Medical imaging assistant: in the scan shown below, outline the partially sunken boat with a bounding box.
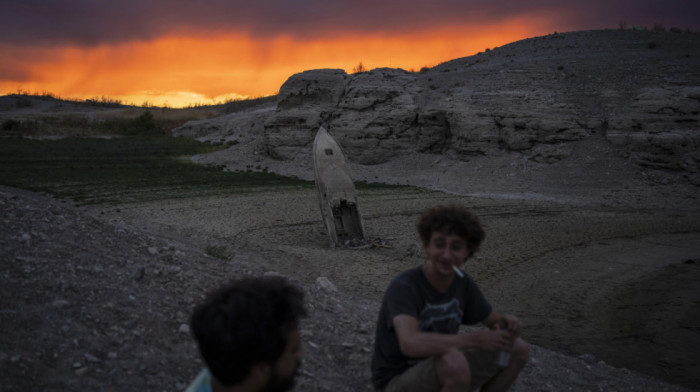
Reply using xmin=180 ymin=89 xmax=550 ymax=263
xmin=313 ymin=126 xmax=365 ymax=247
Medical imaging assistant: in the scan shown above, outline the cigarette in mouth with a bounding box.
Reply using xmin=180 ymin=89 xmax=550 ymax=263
xmin=452 ymin=265 xmax=464 ymax=277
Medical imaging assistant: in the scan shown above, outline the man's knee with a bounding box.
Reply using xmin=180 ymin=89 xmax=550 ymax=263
xmin=435 ymin=349 xmax=471 ymax=388
xmin=511 ymin=338 xmax=529 ymax=368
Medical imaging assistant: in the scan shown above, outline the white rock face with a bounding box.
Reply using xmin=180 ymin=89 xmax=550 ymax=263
xmin=174 ymin=29 xmax=700 ymax=186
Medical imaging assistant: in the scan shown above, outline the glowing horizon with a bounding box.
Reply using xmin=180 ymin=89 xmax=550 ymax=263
xmin=2 ymin=0 xmax=697 ymax=108
xmin=1 ymin=16 xmax=557 ymax=108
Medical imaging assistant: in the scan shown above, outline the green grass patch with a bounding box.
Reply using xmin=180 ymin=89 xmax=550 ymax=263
xmin=204 ymin=245 xmax=234 ymax=261
xmin=2 ymin=110 xmax=167 ymax=137
xmin=0 ymin=136 xmax=313 ymax=204
xmin=355 ymin=180 xmax=416 ymax=191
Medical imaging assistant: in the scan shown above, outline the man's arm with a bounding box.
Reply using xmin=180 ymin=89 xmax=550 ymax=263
xmin=393 ymin=314 xmax=511 ymax=358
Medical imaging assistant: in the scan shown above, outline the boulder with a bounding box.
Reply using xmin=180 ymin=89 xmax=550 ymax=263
xmin=276 ymin=69 xmax=347 ymax=110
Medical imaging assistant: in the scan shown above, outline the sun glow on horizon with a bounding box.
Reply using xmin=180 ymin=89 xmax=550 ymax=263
xmin=0 ymin=15 xmax=552 ymax=108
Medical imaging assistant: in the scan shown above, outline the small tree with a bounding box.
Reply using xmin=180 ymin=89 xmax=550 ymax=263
xmin=118 ymin=111 xmax=163 ymax=136
xmin=352 ymin=61 xmax=366 ymax=73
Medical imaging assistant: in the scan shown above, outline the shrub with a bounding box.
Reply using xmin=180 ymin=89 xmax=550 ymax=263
xmin=205 ymin=245 xmax=233 ymax=261
xmin=125 ymin=111 xmax=163 ymax=136
xmin=1 ymin=119 xmax=21 ymax=131
xmin=352 ymin=61 xmax=367 ymax=73
xmin=85 ymin=96 xmax=123 ymax=108
xmin=653 ymin=23 xmax=666 ymax=32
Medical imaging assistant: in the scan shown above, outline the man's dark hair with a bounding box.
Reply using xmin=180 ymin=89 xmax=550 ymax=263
xmin=416 ymin=205 xmax=485 ymax=254
xmin=190 ymin=276 xmax=306 ymax=386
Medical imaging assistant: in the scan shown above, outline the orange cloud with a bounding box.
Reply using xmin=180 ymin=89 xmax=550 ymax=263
xmin=0 ymin=15 xmax=551 ymax=107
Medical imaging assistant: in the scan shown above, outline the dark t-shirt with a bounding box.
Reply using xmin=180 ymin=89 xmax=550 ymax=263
xmin=371 ymin=266 xmax=492 ymax=390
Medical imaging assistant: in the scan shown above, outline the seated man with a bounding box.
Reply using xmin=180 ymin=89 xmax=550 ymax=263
xmin=372 ymin=205 xmax=529 ymax=392
xmin=187 ymin=276 xmax=307 ymax=392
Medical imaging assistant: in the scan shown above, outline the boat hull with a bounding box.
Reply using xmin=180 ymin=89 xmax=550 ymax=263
xmin=313 ymin=126 xmax=365 ymax=247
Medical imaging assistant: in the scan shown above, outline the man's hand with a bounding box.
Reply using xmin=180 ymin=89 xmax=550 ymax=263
xmin=394 ymin=315 xmax=505 ymax=357
xmin=474 ymin=328 xmax=516 ymax=352
xmin=482 ymin=311 xmax=522 ymax=340
xmin=500 ymin=314 xmax=522 ymax=337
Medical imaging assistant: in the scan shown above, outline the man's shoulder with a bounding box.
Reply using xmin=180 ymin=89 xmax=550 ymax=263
xmin=383 ymin=266 xmax=427 ymax=300
xmin=389 ymin=266 xmax=423 ymax=286
xmin=455 ymin=271 xmax=479 ymax=289
xmin=184 ymin=368 xmax=212 ymax=392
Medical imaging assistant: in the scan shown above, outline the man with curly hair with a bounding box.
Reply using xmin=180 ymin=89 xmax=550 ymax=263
xmin=372 ymin=205 xmax=529 ymax=392
xmin=187 ymin=276 xmax=307 ymax=392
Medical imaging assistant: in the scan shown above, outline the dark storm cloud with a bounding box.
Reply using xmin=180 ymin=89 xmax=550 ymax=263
xmin=0 ymin=0 xmax=698 ymax=47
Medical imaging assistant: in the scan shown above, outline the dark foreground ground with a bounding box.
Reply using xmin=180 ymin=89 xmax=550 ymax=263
xmin=1 ymin=185 xmax=698 ymax=391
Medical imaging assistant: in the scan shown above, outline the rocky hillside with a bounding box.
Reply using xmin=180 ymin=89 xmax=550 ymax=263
xmin=173 ymin=28 xmax=700 ymax=188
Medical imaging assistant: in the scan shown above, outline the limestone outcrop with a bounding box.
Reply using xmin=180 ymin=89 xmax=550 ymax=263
xmin=173 ymin=29 xmax=700 ymax=186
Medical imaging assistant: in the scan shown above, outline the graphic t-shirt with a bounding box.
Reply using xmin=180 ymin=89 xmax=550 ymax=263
xmin=371 ymin=266 xmax=492 ymax=389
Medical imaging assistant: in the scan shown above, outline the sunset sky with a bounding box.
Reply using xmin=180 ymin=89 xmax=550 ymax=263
xmin=1 ymin=0 xmax=698 ymax=107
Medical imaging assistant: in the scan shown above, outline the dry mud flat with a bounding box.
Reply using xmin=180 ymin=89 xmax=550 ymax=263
xmin=1 ymin=184 xmax=699 ymax=391
xmin=1 ymin=182 xmax=699 ymax=392
xmin=94 ymin=185 xmax=700 ymax=391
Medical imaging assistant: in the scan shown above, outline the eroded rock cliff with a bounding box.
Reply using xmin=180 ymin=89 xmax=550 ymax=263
xmin=173 ymin=29 xmax=700 ymax=186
